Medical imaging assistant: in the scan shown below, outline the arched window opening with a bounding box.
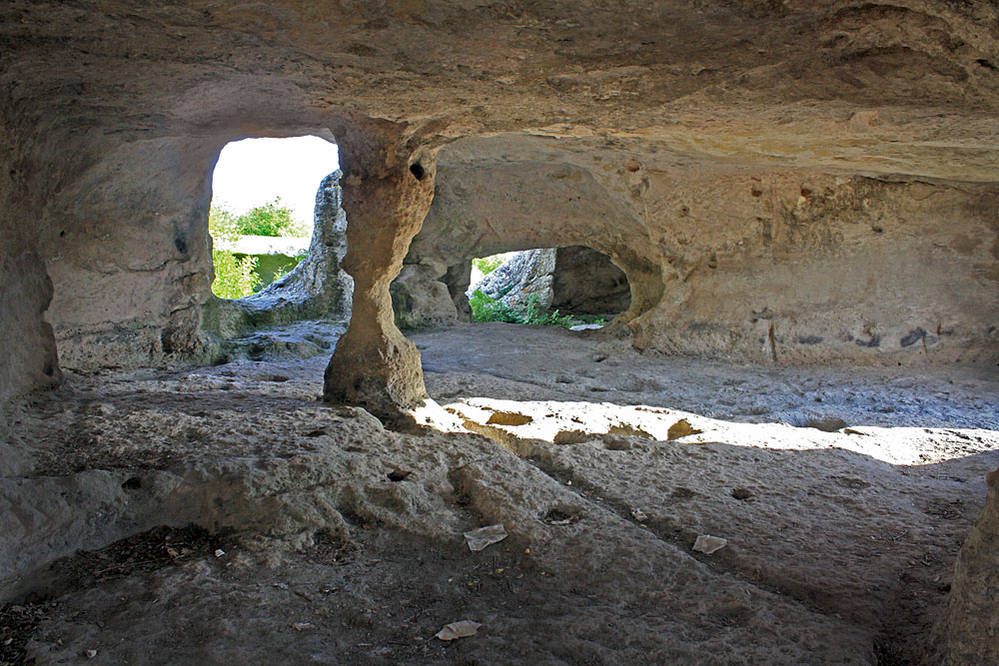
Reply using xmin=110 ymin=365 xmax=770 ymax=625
xmin=209 ymin=136 xmax=340 ymax=299
xmin=466 ymin=246 xmax=630 ymax=329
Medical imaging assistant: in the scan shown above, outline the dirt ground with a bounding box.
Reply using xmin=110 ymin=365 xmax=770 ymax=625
xmin=2 ymin=322 xmax=998 ymax=665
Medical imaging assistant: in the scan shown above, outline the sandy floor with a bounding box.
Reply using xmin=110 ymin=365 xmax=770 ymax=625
xmin=2 ymin=322 xmax=998 ymax=664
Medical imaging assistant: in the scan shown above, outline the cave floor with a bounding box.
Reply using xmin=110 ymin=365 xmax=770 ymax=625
xmin=3 ymin=322 xmax=998 ymax=664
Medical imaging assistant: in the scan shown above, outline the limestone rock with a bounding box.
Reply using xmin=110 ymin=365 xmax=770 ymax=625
xmin=323 ymin=137 xmax=435 ymax=427
xmin=937 ymin=467 xmax=999 ymax=664
xmin=435 ymin=620 xmax=481 ymax=641
xmin=474 ymin=248 xmax=556 ymax=311
xmin=693 ymin=535 xmax=728 ymax=555
xmin=0 ymin=0 xmax=997 ymax=402
xmin=390 ymin=263 xmax=457 ymax=331
xmin=551 ymin=246 xmax=631 ymax=316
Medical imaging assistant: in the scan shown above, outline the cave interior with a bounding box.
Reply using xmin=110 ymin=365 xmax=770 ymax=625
xmin=1 ymin=2 xmax=998 ymax=663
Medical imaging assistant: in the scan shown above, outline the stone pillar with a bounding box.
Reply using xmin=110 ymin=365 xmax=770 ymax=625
xmin=323 ymin=133 xmax=435 ymax=428
xmin=937 ymin=466 xmax=999 ymax=663
xmin=0 ymin=122 xmax=60 ymax=404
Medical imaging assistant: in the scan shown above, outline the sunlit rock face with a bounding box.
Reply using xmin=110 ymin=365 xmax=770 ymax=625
xmin=474 ymin=248 xmax=557 ymax=311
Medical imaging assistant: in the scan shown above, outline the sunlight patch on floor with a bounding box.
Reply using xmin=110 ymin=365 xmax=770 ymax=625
xmin=431 ymin=397 xmax=999 ymax=466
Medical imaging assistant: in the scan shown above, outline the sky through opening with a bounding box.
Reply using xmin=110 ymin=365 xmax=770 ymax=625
xmin=211 ymin=136 xmax=340 ymax=234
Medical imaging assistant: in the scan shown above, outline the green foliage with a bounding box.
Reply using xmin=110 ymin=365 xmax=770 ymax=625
xmin=236 ymin=198 xmax=305 ymax=237
xmin=211 ymin=250 xmax=260 ymax=299
xmin=472 ymin=254 xmax=505 ymax=275
xmin=208 ymin=200 xmax=307 ymax=299
xmin=519 ymin=294 xmax=577 ymax=328
xmin=271 ymin=254 xmax=307 ymax=282
xmin=209 ymin=198 xmax=305 ymax=238
xmin=468 ymin=290 xmax=590 ymax=329
xmin=468 ymin=290 xmax=521 ymax=323
xmin=208 ymin=206 xmax=241 ymax=243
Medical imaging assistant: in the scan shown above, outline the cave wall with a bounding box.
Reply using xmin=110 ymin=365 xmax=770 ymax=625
xmin=0 ymin=111 xmax=60 ymax=404
xmin=552 ymin=246 xmax=631 ymax=317
xmin=630 ymin=168 xmax=999 ymax=364
xmin=937 ymin=466 xmax=999 ymax=663
xmin=403 ymin=136 xmax=999 ymax=365
xmin=0 ymin=2 xmax=996 ymax=659
xmin=39 ymin=135 xmax=217 ymax=370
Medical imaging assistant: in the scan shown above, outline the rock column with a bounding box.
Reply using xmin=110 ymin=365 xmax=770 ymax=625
xmin=937 ymin=466 xmax=999 ymax=663
xmin=323 ymin=133 xmax=435 ymax=428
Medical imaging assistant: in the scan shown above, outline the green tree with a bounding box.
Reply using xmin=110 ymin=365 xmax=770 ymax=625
xmin=473 ymin=254 xmax=505 ymax=275
xmin=233 ymin=198 xmax=305 ymax=237
xmin=210 ymin=199 xmax=305 ymax=238
xmin=208 ymin=199 xmax=306 ymax=298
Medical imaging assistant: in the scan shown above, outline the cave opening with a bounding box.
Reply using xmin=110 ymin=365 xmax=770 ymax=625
xmin=200 ymin=133 xmax=354 ymax=362
xmin=208 ymin=135 xmax=340 ymax=301
xmin=465 ymin=245 xmax=631 ymax=330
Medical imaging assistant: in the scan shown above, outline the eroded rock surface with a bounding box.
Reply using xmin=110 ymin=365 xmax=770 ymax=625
xmin=322 ymin=132 xmax=437 ymax=426
xmin=2 ymin=324 xmax=997 ymax=663
xmin=1 ymin=2 xmax=998 ymax=659
xmin=475 ymin=248 xmax=557 ymax=311
xmin=1 ymin=0 xmax=997 ymax=398
xmin=937 ymin=466 xmax=999 ymax=664
xmin=552 ymin=246 xmax=631 ymax=316
xmin=406 ymin=139 xmax=999 ymax=365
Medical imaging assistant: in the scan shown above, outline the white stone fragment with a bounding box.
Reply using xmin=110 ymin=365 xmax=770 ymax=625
xmin=692 ymin=535 xmax=728 ymax=554
xmin=463 ymin=524 xmax=508 ymax=552
xmin=435 ymin=620 xmax=481 ymax=641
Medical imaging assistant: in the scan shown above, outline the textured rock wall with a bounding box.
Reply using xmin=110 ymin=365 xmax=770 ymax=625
xmin=1 ymin=0 xmax=997 ymax=395
xmin=406 ymin=136 xmax=999 ymax=365
xmin=552 ymin=246 xmax=631 ymax=316
xmin=0 ymin=1 xmax=996 ymax=657
xmin=40 ymin=136 xmax=217 ymax=370
xmin=475 ymin=248 xmax=557 ymax=311
xmin=937 ymin=466 xmax=999 ymax=664
xmin=629 ymin=172 xmax=999 ymax=365
xmin=0 ymin=113 xmax=61 ymax=404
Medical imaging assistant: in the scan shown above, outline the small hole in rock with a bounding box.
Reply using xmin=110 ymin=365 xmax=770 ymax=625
xmin=263 ymin=374 xmax=290 ymax=382
xmin=409 ymin=162 xmax=426 ymax=180
xmin=544 ymin=507 xmax=582 ymax=525
xmin=122 ymin=477 xmax=142 ymax=490
xmin=387 ymin=469 xmax=412 ymax=482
